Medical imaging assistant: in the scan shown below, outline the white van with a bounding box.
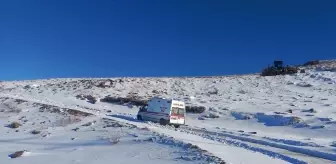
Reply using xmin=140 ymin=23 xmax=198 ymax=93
xmin=136 ymin=97 xmax=185 ymax=128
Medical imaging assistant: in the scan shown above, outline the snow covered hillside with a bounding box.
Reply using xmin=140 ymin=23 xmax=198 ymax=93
xmin=1 ymin=61 xmax=336 ymax=164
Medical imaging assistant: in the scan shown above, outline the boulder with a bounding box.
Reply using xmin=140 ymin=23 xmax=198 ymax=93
xmin=9 ymin=151 xmax=26 ymax=158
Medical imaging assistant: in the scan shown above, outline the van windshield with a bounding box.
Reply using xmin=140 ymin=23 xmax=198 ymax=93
xmin=139 ymin=105 xmax=147 ymax=112
xmin=172 ymin=107 xmax=185 ymax=115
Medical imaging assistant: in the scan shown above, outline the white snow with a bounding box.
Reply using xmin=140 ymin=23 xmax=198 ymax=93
xmin=0 ymin=100 xmax=222 ymax=164
xmin=1 ymin=62 xmax=336 ymax=164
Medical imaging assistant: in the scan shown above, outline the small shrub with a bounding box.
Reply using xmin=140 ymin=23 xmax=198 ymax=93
xmin=82 ymin=122 xmax=94 ymax=127
xmin=311 ymin=125 xmax=325 ymax=129
xmin=76 ymin=94 xmax=86 ymax=100
xmin=86 ymin=95 xmax=97 ymax=104
xmin=52 ymin=116 xmax=81 ymax=127
xmin=9 ymin=150 xmax=27 ymax=158
xmin=100 ymin=96 xmax=147 ymax=107
xmin=8 ymin=122 xmax=22 ymax=129
xmin=10 ymin=108 xmax=22 ymax=113
xmin=331 ymin=141 xmax=336 ymax=147
xmin=96 ymin=80 xmax=114 ymax=88
xmin=3 ymin=102 xmax=22 ymax=113
xmin=139 ymin=127 xmax=150 ymax=131
xmin=143 ymin=137 xmax=154 ymax=142
xmin=296 ymin=82 xmax=313 ymax=87
xmin=107 ymin=129 xmax=123 ymax=145
xmin=185 ymin=106 xmax=206 ymax=113
xmin=287 ymin=81 xmax=294 ymax=85
xmin=198 ymin=116 xmax=205 ymax=120
xmin=31 ymin=130 xmax=41 ymax=135
xmin=152 ymin=90 xmax=160 ymax=94
xmin=14 ymin=99 xmax=27 ymax=104
xmin=209 ymin=107 xmax=218 ymax=112
xmin=186 ymin=143 xmax=199 ymax=149
xmin=302 ymin=108 xmax=317 ymax=113
xmin=303 ymin=60 xmax=319 ymax=66
xmin=105 ymin=122 xmax=123 ymax=128
xmin=208 ymin=87 xmax=218 ymax=95
xmin=76 ymin=95 xmax=97 ymax=104
xmin=221 ymin=107 xmax=230 ymax=111
xmin=203 ymin=113 xmax=220 ymax=118
xmin=237 ymin=89 xmax=248 ymax=94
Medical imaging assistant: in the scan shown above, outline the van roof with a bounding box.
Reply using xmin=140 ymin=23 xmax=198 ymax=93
xmin=150 ymin=97 xmax=183 ymax=102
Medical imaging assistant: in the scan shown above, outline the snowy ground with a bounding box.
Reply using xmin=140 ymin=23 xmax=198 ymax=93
xmin=0 ymin=98 xmax=224 ymax=164
xmin=1 ymin=61 xmax=336 ymax=164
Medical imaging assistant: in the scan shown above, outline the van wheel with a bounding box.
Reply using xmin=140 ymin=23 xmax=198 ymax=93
xmin=174 ymin=125 xmax=180 ymax=128
xmin=137 ymin=115 xmax=142 ymax=120
xmin=159 ymin=119 xmax=167 ymax=125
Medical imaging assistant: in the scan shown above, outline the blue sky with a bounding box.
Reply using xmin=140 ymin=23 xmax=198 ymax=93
xmin=0 ymin=0 xmax=335 ymax=80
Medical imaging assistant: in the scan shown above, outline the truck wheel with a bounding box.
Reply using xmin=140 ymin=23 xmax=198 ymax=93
xmin=159 ymin=118 xmax=167 ymax=125
xmin=174 ymin=125 xmax=180 ymax=128
xmin=137 ymin=115 xmax=142 ymax=120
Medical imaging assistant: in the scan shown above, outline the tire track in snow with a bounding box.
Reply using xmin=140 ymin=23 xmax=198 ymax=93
xmin=179 ymin=126 xmax=336 ymax=163
xmin=145 ymin=123 xmax=306 ymax=164
xmin=191 ymin=131 xmax=306 ymax=164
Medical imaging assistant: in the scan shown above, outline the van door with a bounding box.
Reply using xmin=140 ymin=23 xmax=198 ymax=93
xmin=138 ymin=105 xmax=151 ymax=121
xmin=170 ymin=107 xmax=185 ymax=124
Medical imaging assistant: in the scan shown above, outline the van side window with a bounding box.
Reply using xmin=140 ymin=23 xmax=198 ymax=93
xmin=139 ymin=105 xmax=147 ymax=112
xmin=172 ymin=107 xmax=184 ymax=115
xmin=178 ymin=108 xmax=185 ymax=115
xmin=172 ymin=107 xmax=178 ymax=114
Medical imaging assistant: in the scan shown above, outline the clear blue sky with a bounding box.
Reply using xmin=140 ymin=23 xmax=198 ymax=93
xmin=1 ymin=0 xmax=335 ymax=80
